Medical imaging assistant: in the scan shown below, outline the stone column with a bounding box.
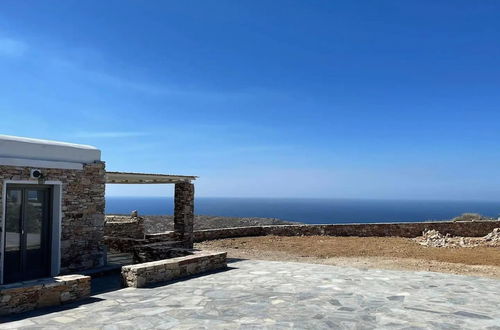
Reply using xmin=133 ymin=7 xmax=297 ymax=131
xmin=174 ymin=182 xmax=194 ymax=248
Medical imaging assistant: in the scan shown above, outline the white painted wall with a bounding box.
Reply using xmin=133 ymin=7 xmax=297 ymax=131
xmin=0 ymin=135 xmax=101 ymax=165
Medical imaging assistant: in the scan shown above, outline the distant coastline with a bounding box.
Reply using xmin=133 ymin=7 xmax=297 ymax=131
xmin=106 ymin=196 xmax=500 ymax=225
xmin=105 ymin=215 xmax=297 ymax=233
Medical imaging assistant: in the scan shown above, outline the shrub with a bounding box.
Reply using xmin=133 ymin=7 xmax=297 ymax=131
xmin=452 ymin=213 xmax=492 ymax=222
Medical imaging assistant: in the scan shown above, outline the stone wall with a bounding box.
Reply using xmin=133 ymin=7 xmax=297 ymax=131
xmin=104 ymin=215 xmax=145 ymax=239
xmin=121 ymin=251 xmax=227 ymax=288
xmin=104 ymin=232 xmax=187 ymax=263
xmin=193 ymin=221 xmax=500 ymax=242
xmin=103 ymin=182 xmax=195 ymax=256
xmin=0 ymin=274 xmax=91 ymax=315
xmin=174 ymin=182 xmax=194 ymax=248
xmin=132 ymin=242 xmax=191 ymax=263
xmin=0 ymin=162 xmax=106 ymax=275
xmin=104 ymin=236 xmax=148 ymax=253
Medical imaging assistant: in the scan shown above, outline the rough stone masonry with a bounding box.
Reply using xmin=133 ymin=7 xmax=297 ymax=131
xmin=0 ymin=274 xmax=90 ymax=316
xmin=174 ymin=182 xmax=195 ymax=248
xmin=0 ymin=162 xmax=106 ymax=274
xmin=103 ymin=182 xmax=195 ymax=255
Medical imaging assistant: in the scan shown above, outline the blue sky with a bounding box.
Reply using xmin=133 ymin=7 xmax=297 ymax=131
xmin=1 ymin=1 xmax=499 ymax=200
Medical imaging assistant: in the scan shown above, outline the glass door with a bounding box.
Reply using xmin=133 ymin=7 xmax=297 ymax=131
xmin=4 ymin=185 xmax=51 ymax=284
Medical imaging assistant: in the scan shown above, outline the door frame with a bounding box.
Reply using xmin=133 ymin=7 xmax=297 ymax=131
xmin=1 ymin=180 xmax=62 ymax=284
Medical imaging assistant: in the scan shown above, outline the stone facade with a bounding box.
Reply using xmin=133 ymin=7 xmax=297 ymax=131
xmin=0 ymin=162 xmax=106 ymax=275
xmin=193 ymin=220 xmax=500 ymax=242
xmin=0 ymin=274 xmax=90 ymax=315
xmin=104 ymin=215 xmax=145 ymax=239
xmin=121 ymin=251 xmax=227 ymax=288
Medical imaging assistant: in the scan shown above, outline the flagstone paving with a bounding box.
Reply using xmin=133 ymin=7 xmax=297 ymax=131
xmin=1 ymin=259 xmax=500 ymax=329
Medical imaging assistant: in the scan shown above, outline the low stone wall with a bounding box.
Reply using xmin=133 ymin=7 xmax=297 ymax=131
xmin=0 ymin=275 xmax=91 ymax=316
xmin=193 ymin=221 xmax=500 ymax=242
xmin=132 ymin=242 xmax=190 ymax=263
xmin=105 ymin=215 xmax=145 ymax=239
xmin=121 ymin=251 xmax=227 ymax=288
xmin=194 ymin=226 xmax=264 ymax=242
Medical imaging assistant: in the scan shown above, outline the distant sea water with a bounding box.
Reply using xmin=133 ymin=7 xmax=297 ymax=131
xmin=105 ymin=197 xmax=500 ymax=224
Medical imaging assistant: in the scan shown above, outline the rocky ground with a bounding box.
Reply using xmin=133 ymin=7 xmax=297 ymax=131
xmin=109 ymin=212 xmax=500 ymax=279
xmin=197 ymin=234 xmax=500 ymax=279
xmin=140 ymin=215 xmax=298 ymax=234
xmin=414 ymin=228 xmax=500 ymax=248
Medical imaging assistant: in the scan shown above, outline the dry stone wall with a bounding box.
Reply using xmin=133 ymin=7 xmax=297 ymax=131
xmin=121 ymin=251 xmax=227 ymax=288
xmin=0 ymin=274 xmax=90 ymax=315
xmin=103 ymin=181 xmax=195 ymax=255
xmin=193 ymin=221 xmax=500 ymax=242
xmin=104 ymin=236 xmax=148 ymax=253
xmin=0 ymin=162 xmax=106 ymax=274
xmin=104 ymin=215 xmax=145 ymax=239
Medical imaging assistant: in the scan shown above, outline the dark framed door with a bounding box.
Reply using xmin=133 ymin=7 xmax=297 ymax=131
xmin=4 ymin=185 xmax=52 ymax=284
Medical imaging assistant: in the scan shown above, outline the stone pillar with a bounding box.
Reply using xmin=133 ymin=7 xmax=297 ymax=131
xmin=174 ymin=182 xmax=194 ymax=248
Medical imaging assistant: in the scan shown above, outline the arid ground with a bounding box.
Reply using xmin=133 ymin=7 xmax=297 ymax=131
xmin=139 ymin=215 xmax=296 ymax=233
xmin=196 ymin=235 xmax=500 ymax=279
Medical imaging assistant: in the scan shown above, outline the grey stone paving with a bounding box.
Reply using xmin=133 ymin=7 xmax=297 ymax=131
xmin=1 ymin=259 xmax=500 ymax=329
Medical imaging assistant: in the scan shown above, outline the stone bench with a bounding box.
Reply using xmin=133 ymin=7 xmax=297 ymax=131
xmin=121 ymin=250 xmax=227 ymax=288
xmin=0 ymin=274 xmax=91 ymax=316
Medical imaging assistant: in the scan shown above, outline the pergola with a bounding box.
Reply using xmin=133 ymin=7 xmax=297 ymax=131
xmin=105 ymin=171 xmax=197 ymax=248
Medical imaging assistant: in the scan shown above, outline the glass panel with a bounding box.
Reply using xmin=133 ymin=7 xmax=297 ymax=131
xmin=5 ymin=190 xmax=22 ymax=251
xmin=25 ymin=190 xmax=44 ymax=250
xmin=27 ymin=190 xmax=38 ymax=201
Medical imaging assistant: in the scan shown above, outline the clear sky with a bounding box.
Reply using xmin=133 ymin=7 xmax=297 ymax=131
xmin=1 ymin=1 xmax=499 ymax=200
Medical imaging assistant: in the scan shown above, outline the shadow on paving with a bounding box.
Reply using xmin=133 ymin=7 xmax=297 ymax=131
xmin=91 ymin=272 xmax=123 ymax=295
xmin=0 ymin=297 xmax=104 ymax=324
xmin=227 ymin=257 xmax=248 ymax=264
xmin=0 ymin=260 xmax=242 ymax=324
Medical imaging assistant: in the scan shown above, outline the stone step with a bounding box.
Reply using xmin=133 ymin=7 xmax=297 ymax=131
xmin=143 ymin=241 xmax=185 ymax=248
xmin=107 ymin=252 xmax=134 ymax=266
xmin=132 ymin=242 xmax=191 ymax=263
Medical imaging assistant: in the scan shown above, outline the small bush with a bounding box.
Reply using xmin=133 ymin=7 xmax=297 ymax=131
xmin=452 ymin=213 xmax=493 ymax=222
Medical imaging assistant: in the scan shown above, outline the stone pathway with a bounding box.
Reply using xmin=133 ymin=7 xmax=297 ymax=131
xmin=1 ymin=259 xmax=500 ymax=329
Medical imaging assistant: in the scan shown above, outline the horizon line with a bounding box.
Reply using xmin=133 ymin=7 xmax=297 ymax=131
xmin=104 ymin=195 xmax=500 ymax=203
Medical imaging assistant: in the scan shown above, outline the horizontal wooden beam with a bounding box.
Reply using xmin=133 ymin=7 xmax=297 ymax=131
xmin=105 ymin=171 xmax=197 ymax=184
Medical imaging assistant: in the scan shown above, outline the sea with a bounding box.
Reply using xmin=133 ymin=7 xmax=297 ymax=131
xmin=105 ymin=197 xmax=500 ymax=225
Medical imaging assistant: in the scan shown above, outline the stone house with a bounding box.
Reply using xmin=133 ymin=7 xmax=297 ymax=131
xmin=0 ymin=135 xmax=195 ymax=286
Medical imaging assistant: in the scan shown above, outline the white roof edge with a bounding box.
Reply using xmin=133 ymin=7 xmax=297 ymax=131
xmin=0 ymin=135 xmax=101 ymax=164
xmin=0 ymin=157 xmax=84 ymax=170
xmin=0 ymin=135 xmax=99 ymax=150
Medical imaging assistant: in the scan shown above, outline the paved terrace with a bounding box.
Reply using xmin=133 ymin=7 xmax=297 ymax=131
xmin=1 ymin=260 xmax=500 ymax=329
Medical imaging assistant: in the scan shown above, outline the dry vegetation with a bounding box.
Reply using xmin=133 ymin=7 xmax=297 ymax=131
xmin=142 ymin=215 xmax=295 ymax=233
xmin=197 ymin=235 xmax=500 ymax=279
